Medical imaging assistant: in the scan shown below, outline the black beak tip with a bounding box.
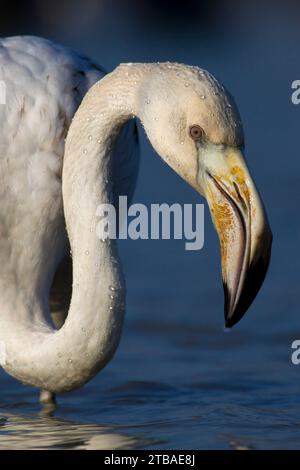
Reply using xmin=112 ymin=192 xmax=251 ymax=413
xmin=223 ymin=281 xmax=244 ymax=328
xmin=224 ymin=314 xmax=239 ymax=329
xmin=223 ymin=299 xmax=244 ymax=328
xmin=223 ymin=241 xmax=272 ymax=328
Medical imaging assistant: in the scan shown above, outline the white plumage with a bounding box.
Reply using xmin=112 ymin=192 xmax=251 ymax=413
xmin=0 ymin=36 xmax=138 ymax=236
xmin=0 ymin=36 xmax=139 ymax=403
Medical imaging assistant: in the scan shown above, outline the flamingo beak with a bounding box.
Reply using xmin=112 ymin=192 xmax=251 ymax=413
xmin=199 ymin=145 xmax=272 ymax=327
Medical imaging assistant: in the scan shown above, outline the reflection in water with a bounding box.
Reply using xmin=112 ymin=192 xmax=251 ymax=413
xmin=0 ymin=410 xmax=140 ymax=450
xmin=228 ymin=438 xmax=254 ymax=450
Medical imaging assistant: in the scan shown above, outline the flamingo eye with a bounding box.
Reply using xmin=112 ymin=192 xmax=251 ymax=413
xmin=189 ymin=125 xmax=204 ymax=142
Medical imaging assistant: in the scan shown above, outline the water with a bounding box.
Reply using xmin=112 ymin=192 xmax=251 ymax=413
xmin=0 ymin=2 xmax=300 ymax=449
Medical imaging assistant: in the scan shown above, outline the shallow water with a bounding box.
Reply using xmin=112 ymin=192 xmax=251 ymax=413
xmin=0 ymin=2 xmax=300 ymax=449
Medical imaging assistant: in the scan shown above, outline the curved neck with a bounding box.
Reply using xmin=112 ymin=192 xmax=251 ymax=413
xmin=0 ymin=65 xmax=146 ymax=392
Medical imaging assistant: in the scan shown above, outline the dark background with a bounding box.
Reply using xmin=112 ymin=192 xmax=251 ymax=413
xmin=0 ymin=0 xmax=299 ymax=450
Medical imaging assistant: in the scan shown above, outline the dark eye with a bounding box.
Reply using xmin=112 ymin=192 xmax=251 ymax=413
xmin=189 ymin=125 xmax=204 ymax=142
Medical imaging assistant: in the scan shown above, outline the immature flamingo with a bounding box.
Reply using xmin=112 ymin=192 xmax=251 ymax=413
xmin=0 ymin=36 xmax=272 ymax=404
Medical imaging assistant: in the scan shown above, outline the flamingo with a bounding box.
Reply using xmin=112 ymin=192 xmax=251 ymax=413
xmin=0 ymin=36 xmax=272 ymax=405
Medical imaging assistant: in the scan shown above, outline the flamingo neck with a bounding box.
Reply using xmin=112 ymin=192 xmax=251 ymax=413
xmin=0 ymin=65 xmax=144 ymax=391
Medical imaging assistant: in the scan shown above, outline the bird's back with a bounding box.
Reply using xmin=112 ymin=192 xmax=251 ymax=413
xmin=0 ymin=36 xmax=105 ymax=202
xmin=0 ymin=36 xmax=139 ymax=280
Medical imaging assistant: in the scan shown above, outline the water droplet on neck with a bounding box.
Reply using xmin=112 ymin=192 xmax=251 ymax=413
xmin=83 ymin=149 xmax=88 ymax=155
xmin=109 ymin=286 xmax=115 ymax=291
xmin=200 ymin=95 xmax=206 ymax=100
xmin=146 ymin=99 xmax=150 ymax=104
xmin=85 ymin=250 xmax=89 ymax=255
xmin=88 ymin=135 xmax=92 ymax=141
xmin=97 ymin=139 xmax=102 ymax=144
xmin=68 ymin=358 xmax=72 ymax=364
xmin=86 ymin=117 xmax=91 ymax=122
xmin=180 ymin=141 xmax=184 ymax=145
xmin=109 ymin=295 xmax=114 ymax=300
xmin=100 ymin=112 xmax=104 ymax=117
xmin=185 ymin=82 xmax=189 ymax=87
xmin=154 ymin=117 xmax=158 ymax=122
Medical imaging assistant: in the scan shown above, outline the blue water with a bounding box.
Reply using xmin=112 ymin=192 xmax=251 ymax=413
xmin=0 ymin=2 xmax=300 ymax=449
